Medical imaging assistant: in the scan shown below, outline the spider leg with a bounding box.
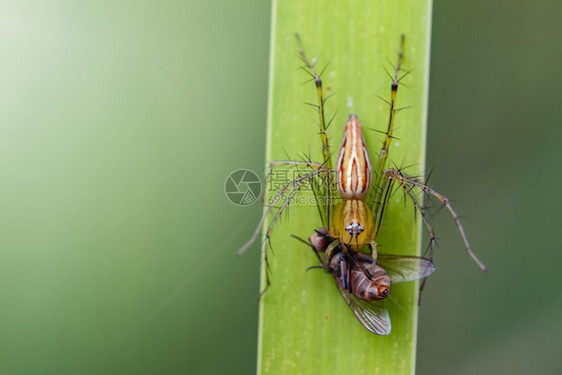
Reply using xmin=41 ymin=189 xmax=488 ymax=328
xmin=372 ymin=176 xmax=394 ymax=240
xmin=295 ymin=34 xmax=333 ymax=170
xmin=401 ymin=185 xmax=437 ymax=259
xmin=400 ymin=182 xmax=438 ymax=304
xmin=268 ymin=160 xmax=334 ymax=229
xmin=269 ymin=160 xmax=326 ymax=170
xmin=237 ymin=168 xmax=331 ymax=297
xmin=295 ymin=35 xmax=340 ymax=231
xmin=257 ymin=245 xmax=271 ymax=301
xmin=237 ymin=168 xmax=329 ymax=256
xmin=370 ymin=35 xmax=406 ymax=206
xmin=256 ymin=177 xmax=308 ymax=298
xmin=383 ymin=168 xmax=487 ymax=272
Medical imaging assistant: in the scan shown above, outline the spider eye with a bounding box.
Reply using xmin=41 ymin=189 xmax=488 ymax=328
xmin=345 ymin=222 xmax=364 ymax=237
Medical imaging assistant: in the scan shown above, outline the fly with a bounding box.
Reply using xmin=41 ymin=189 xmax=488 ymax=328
xmin=297 ymin=228 xmax=434 ymax=335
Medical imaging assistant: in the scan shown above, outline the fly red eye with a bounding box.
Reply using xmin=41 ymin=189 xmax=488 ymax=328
xmin=378 ymin=286 xmax=389 ymax=297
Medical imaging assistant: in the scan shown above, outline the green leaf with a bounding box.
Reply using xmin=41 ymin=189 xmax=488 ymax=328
xmin=258 ymin=1 xmax=432 ymax=374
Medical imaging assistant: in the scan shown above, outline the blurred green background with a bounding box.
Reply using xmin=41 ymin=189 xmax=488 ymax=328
xmin=1 ymin=1 xmax=560 ymax=374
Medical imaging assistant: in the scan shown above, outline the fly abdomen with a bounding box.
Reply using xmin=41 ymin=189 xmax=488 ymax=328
xmin=351 ymin=263 xmax=391 ymax=301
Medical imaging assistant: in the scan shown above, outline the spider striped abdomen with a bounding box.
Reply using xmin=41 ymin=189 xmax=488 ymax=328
xmin=336 ymin=114 xmax=372 ymax=199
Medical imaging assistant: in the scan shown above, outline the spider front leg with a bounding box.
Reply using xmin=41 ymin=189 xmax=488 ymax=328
xmin=369 ymin=34 xmax=406 ymax=205
xmin=295 ymin=33 xmax=333 ymax=170
xmin=383 ymin=168 xmax=487 ymax=272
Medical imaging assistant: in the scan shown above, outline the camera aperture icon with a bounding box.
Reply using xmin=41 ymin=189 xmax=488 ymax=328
xmin=225 ymin=169 xmax=261 ymax=206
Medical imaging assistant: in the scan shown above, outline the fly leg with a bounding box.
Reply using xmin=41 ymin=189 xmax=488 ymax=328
xmin=355 ymin=252 xmax=374 ymax=264
xmin=344 ymin=250 xmax=373 ymax=281
xmin=339 ymin=254 xmax=350 ymax=292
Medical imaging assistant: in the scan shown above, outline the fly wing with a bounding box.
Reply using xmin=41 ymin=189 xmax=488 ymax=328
xmin=377 ymin=255 xmax=435 ymax=284
xmin=333 ymin=271 xmax=391 ymax=335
